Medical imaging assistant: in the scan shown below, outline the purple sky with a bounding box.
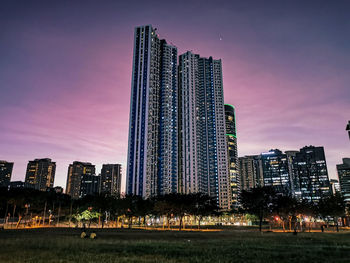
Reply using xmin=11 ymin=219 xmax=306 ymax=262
xmin=1 ymin=0 xmax=349 ymax=191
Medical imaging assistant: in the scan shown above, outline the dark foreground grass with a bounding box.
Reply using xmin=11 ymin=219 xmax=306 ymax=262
xmin=0 ymin=228 xmax=349 ymax=263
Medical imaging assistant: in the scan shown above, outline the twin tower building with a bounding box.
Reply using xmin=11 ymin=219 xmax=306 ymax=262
xmin=126 ymin=25 xmax=237 ymax=209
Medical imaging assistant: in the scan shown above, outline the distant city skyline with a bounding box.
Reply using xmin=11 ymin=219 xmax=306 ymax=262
xmin=1 ymin=0 xmax=350 ymax=190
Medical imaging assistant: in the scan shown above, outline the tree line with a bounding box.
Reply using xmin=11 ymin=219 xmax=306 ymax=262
xmin=0 ymin=186 xmax=348 ymax=231
xmin=240 ymin=186 xmax=349 ymax=231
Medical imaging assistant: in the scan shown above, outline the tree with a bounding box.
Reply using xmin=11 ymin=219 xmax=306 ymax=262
xmin=272 ymin=195 xmax=299 ymax=231
xmin=119 ymin=195 xmax=141 ymax=228
xmin=317 ymin=193 xmax=346 ymax=232
xmin=190 ymin=193 xmax=219 ymax=229
xmin=73 ymin=209 xmax=101 ymax=228
xmin=240 ymin=187 xmax=276 ymax=232
xmin=154 ymin=194 xmax=198 ymax=230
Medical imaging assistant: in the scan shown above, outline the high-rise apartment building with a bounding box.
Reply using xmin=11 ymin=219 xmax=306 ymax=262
xmin=66 ymin=161 xmax=95 ymax=199
xmin=178 ymin=51 xmax=199 ymax=194
xmin=127 ymin=25 xmax=230 ymax=209
xmin=127 ymin=25 xmax=178 ymax=198
xmin=25 ymin=158 xmax=56 ymax=191
xmin=158 ymin=40 xmax=178 ymax=195
xmin=198 ymin=57 xmax=230 ymax=209
xmin=337 ymin=158 xmax=350 ymax=204
xmin=224 ymin=104 xmax=239 ymax=207
xmin=239 ymin=155 xmax=262 ymax=191
xmin=178 ymin=52 xmax=230 ymax=209
xmin=100 ymin=164 xmax=122 ymax=196
xmin=0 ymin=160 xmax=13 ymax=187
xmin=292 ymin=146 xmax=331 ymax=201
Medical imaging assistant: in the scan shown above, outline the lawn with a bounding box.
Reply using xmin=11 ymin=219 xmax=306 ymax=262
xmin=0 ymin=228 xmax=349 ymax=263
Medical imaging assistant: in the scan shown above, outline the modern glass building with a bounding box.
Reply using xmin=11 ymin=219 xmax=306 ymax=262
xmin=260 ymin=149 xmax=291 ymax=194
xmin=337 ymin=158 xmax=350 ymax=204
xmin=101 ymin=164 xmax=122 ymax=196
xmin=240 ymin=146 xmax=332 ymax=202
xmin=224 ymin=104 xmax=239 ymax=208
xmin=292 ymin=146 xmax=331 ymax=201
xmin=0 ymin=160 xmax=13 ymax=187
xmin=25 ymin=158 xmax=56 ymax=191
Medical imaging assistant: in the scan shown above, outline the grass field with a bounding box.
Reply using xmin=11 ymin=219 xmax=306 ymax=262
xmin=0 ymin=228 xmax=349 ymax=263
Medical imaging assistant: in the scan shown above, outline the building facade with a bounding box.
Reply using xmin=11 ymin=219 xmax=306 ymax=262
xmin=127 ymin=25 xmax=230 ymax=209
xmin=0 ymin=160 xmax=13 ymax=187
xmin=178 ymin=52 xmax=231 ymax=209
xmin=100 ymin=164 xmax=122 ymax=196
xmin=158 ymin=40 xmax=178 ymax=195
xmin=239 ymin=155 xmax=262 ymax=191
xmin=178 ymin=51 xmax=199 ymax=194
xmin=329 ymin=179 xmax=341 ymax=195
xmin=260 ymin=149 xmax=291 ymax=195
xmin=66 ymin=161 xmax=95 ymax=199
xmin=239 ymin=146 xmax=332 ymax=202
xmin=127 ymin=25 xmax=179 ymax=198
xmin=80 ymin=174 xmax=100 ymax=198
xmin=25 ymin=158 xmax=56 ymax=191
xmin=197 ymin=57 xmax=230 ymax=209
xmin=224 ymin=104 xmax=239 ymax=207
xmin=292 ymin=146 xmax=331 ymax=201
xmin=337 ymin=158 xmax=350 ymax=204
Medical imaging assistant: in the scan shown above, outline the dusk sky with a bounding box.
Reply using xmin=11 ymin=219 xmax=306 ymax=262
xmin=1 ymin=0 xmax=349 ymax=191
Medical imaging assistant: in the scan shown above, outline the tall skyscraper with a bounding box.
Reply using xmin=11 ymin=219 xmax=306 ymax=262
xmin=127 ymin=25 xmax=230 ymax=209
xmin=158 ymin=40 xmax=178 ymax=195
xmin=0 ymin=160 xmax=13 ymax=187
xmin=25 ymin=158 xmax=56 ymax=191
xmin=198 ymin=56 xmax=230 ymax=209
xmin=127 ymin=25 xmax=178 ymax=198
xmin=224 ymin=104 xmax=239 ymax=207
xmin=346 ymin=121 xmax=350 ymax=140
xmin=100 ymin=164 xmax=122 ymax=196
xmin=239 ymin=155 xmax=262 ymax=191
xmin=178 ymin=51 xmax=199 ymax=195
xmin=292 ymin=146 xmax=331 ymax=201
xmin=260 ymin=149 xmax=291 ymax=195
xmin=66 ymin=161 xmax=95 ymax=199
xmin=179 ymin=52 xmax=230 ymax=209
xmin=337 ymin=158 xmax=350 ymax=204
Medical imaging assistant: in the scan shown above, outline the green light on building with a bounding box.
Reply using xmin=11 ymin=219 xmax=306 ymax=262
xmin=225 ymin=133 xmax=237 ymax=138
xmin=224 ymin=104 xmax=235 ymax=109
